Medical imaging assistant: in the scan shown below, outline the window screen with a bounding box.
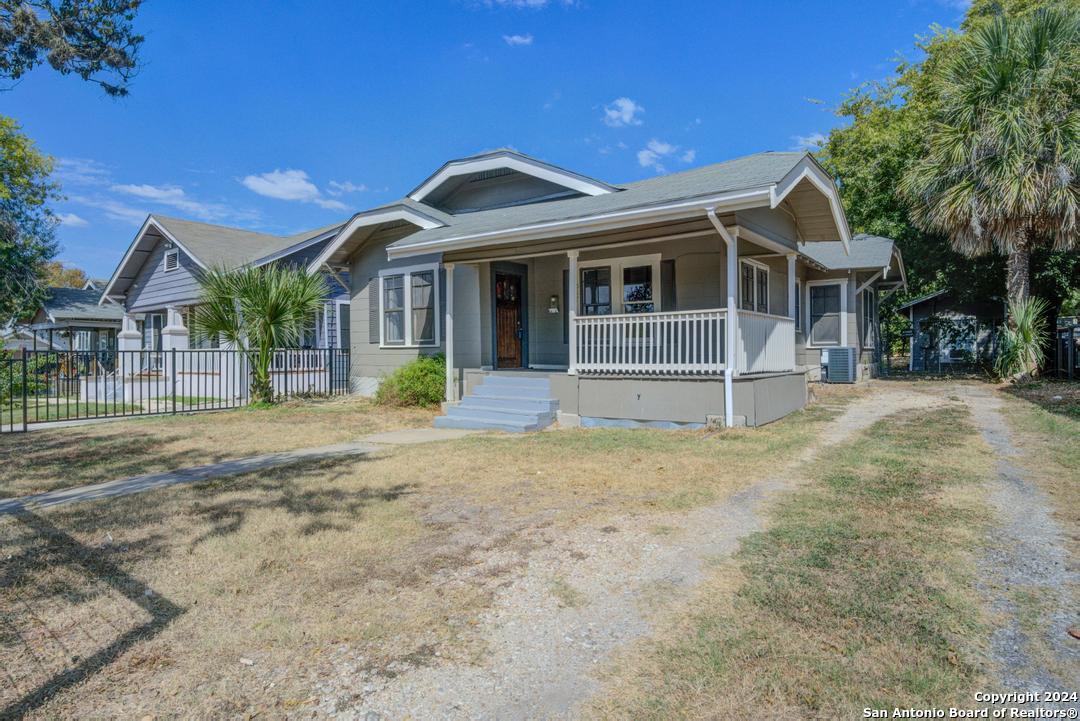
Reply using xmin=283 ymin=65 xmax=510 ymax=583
xmin=809 ymin=284 xmax=842 ymax=345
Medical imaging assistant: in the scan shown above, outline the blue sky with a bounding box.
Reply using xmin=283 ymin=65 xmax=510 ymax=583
xmin=7 ymin=0 xmax=969 ymax=278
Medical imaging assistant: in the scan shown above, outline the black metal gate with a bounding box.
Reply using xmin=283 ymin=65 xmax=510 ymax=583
xmin=1 ymin=348 xmax=350 ymax=433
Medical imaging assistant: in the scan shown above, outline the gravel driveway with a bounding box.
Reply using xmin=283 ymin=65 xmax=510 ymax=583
xmin=314 ymin=385 xmax=945 ymax=720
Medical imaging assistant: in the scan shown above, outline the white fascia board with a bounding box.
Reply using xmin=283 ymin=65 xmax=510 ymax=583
xmin=409 ymin=155 xmax=614 ymax=202
xmin=386 ymin=187 xmax=773 ymax=260
xmin=305 ymin=207 xmax=446 ymax=273
xmin=770 ymin=156 xmax=852 ymax=253
xmin=97 ymin=216 xmax=207 ymax=305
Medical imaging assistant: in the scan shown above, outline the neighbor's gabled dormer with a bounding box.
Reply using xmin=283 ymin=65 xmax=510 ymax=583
xmin=408 ymin=148 xmax=617 ymax=215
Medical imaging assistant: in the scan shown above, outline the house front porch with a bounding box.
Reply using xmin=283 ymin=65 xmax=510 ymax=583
xmin=439 ymin=214 xmax=812 ymax=428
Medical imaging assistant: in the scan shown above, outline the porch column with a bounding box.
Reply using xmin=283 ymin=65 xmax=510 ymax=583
xmin=161 ymin=306 xmax=189 ymax=352
xmin=567 ymin=250 xmax=579 ymax=375
xmin=706 ymin=209 xmax=737 ymax=428
xmin=118 ymin=312 xmax=141 ymax=352
xmin=445 ymin=262 xmax=455 ymax=402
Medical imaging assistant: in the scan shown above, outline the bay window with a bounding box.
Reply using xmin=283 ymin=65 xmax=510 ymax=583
xmin=379 ymin=264 xmax=440 ymax=347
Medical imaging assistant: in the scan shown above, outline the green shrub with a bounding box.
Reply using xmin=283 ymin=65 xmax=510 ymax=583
xmin=375 ymin=354 xmax=446 ymax=407
xmin=996 ymin=296 xmax=1049 ymax=381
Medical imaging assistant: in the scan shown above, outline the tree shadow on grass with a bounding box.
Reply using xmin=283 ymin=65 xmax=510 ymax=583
xmin=1001 ymin=380 xmax=1080 ymax=421
xmin=0 ymin=511 xmax=185 ymax=719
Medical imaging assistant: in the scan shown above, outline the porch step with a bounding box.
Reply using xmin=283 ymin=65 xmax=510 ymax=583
xmin=434 ymin=374 xmax=558 ymax=433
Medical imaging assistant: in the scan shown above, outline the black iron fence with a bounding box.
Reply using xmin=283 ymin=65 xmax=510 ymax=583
xmin=1055 ymin=323 xmax=1080 ymax=380
xmin=1 ymin=347 xmax=350 ymax=433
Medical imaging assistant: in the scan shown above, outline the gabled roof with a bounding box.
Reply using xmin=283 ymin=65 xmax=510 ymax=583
xmin=100 ymin=214 xmax=348 ymax=303
xmin=799 ymin=234 xmax=896 ymax=271
xmin=896 ymin=288 xmax=951 ymax=311
xmin=40 ymin=287 xmax=123 ymax=323
xmin=409 ymin=148 xmax=618 ymax=204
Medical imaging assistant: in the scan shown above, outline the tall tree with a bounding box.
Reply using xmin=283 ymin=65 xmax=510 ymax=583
xmin=0 ymin=0 xmax=143 ymax=96
xmin=900 ymin=8 xmax=1080 ymax=310
xmin=0 ymin=114 xmax=58 ymax=323
xmin=42 ymin=260 xmax=87 ymax=288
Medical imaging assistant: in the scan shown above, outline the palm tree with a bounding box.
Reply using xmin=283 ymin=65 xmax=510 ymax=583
xmin=900 ymin=8 xmax=1080 ymax=315
xmin=192 ymin=264 xmax=328 ymax=404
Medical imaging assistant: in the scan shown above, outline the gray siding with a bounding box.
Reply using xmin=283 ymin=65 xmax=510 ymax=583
xmin=125 ymin=239 xmax=203 ymax=312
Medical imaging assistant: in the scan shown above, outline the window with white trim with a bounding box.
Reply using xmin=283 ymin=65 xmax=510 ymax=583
xmin=163 ymin=248 xmax=179 ymax=272
xmin=379 ymin=264 xmax=440 ymax=347
xmin=739 ymin=259 xmax=769 ymax=314
xmin=860 ymin=288 xmax=876 ymax=350
xmin=579 ymin=254 xmax=661 ymax=314
xmin=807 ymin=281 xmax=845 ymax=347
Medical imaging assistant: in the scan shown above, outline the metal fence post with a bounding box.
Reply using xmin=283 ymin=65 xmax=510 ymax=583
xmin=171 ymin=348 xmax=177 ymax=414
xmin=21 ymin=354 xmax=28 ymax=432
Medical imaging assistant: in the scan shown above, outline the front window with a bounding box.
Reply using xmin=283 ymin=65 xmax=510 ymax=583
xmin=380 ymin=264 xmax=440 ymax=346
xmin=860 ymin=289 xmax=876 ymax=350
xmin=740 ymin=260 xmax=769 ymax=314
xmin=622 ymin=265 xmax=654 ymax=313
xmin=581 ymin=267 xmax=612 ymax=316
xmin=411 ymin=271 xmax=435 ymax=344
xmin=809 ymin=283 xmax=843 ymax=346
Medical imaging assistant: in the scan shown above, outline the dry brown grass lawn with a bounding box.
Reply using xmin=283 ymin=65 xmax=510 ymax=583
xmin=0 ymin=397 xmax=435 ymax=498
xmin=586 ymin=404 xmax=996 ymax=720
xmin=0 ymin=388 xmax=858 ymax=719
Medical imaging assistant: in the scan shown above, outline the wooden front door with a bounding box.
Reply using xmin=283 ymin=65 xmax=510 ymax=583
xmin=495 ymin=272 xmax=524 ymax=368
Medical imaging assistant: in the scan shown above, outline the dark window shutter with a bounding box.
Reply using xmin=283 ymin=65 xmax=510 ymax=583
xmin=562 ymin=269 xmax=569 ymax=344
xmin=368 ymin=277 xmax=380 ymax=344
xmin=661 ymin=259 xmax=676 ymax=311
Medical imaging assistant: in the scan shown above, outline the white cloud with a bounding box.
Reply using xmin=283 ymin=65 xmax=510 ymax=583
xmin=326 ymin=180 xmax=368 ymax=196
xmin=111 ymin=183 xmax=233 ymax=220
xmin=55 ymin=158 xmax=111 ymax=187
xmin=791 ymin=132 xmax=826 ymax=151
xmin=603 ymin=97 xmax=644 ymax=127
xmin=56 ymin=212 xmax=89 ymax=228
xmin=502 ymin=33 xmax=534 ymax=46
xmin=241 ymin=169 xmax=347 ymax=210
xmin=68 ymin=195 xmax=150 ymax=226
xmin=637 ymin=138 xmax=695 ymax=173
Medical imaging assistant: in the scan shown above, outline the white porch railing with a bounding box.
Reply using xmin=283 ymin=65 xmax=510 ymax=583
xmin=573 ymin=308 xmax=726 ymax=374
xmin=271 ymin=348 xmax=326 ymax=372
xmin=736 ymin=310 xmax=796 ymax=374
xmin=571 ymin=308 xmax=795 ymax=375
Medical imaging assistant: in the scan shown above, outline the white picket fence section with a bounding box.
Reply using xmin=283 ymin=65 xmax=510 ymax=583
xmin=735 ymin=310 xmax=796 ymax=374
xmin=572 ymin=308 xmax=795 ymax=375
xmin=573 ymin=308 xmax=726 ymax=374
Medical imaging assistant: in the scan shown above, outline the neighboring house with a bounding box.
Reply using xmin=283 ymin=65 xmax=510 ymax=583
xmin=898 ymin=289 xmax=1004 ymax=372
xmin=799 ymin=234 xmax=906 ymax=380
xmin=26 ymin=286 xmax=124 ymax=352
xmin=304 ymin=148 xmax=906 ymax=429
xmin=99 ymin=215 xmax=351 ymax=366
xmin=2 ymin=327 xmax=64 ymax=354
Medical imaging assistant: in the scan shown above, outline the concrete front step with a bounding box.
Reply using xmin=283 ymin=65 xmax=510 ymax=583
xmin=472 ymin=384 xmax=554 ymax=400
xmin=434 ymin=414 xmax=542 ymax=433
xmin=434 ymin=373 xmax=559 ymax=433
xmin=457 ymin=395 xmax=558 ymax=413
xmin=445 ymin=404 xmax=555 ymax=425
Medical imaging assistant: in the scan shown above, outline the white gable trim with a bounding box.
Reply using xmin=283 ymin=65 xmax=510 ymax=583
xmin=98 ymin=216 xmax=208 ymax=305
xmin=770 ymin=155 xmax=852 ymax=253
xmin=306 ymin=206 xmax=446 ymax=273
xmin=409 ymin=153 xmax=615 ymax=203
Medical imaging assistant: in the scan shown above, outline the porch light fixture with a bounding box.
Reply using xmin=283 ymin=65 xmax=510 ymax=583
xmin=548 ymin=294 xmax=560 ymax=314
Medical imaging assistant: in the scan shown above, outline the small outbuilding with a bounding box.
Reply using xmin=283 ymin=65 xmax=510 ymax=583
xmin=896 ymin=288 xmax=1004 ymax=372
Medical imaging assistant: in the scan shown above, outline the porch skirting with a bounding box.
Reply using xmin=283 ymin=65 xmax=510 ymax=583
xmin=463 ymin=368 xmax=808 ymax=428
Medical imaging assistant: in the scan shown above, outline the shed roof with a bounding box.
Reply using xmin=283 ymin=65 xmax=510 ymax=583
xmin=41 ymin=287 xmax=123 ymax=322
xmin=799 ymin=234 xmax=896 ymax=271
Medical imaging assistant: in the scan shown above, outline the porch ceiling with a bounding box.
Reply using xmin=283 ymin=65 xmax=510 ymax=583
xmin=441 ymin=213 xmax=733 ymax=263
xmin=780 ymin=177 xmax=844 ymax=241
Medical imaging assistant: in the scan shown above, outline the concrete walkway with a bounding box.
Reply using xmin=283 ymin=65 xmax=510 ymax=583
xmin=0 ymin=442 xmax=380 ymax=515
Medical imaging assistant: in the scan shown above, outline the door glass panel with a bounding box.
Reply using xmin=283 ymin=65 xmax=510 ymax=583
xmin=622 ymin=265 xmax=654 ymax=313
xmin=581 ymin=267 xmax=611 ymax=315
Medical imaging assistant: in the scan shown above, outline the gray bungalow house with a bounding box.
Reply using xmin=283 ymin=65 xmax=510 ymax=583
xmin=27 ymin=285 xmax=123 ymax=352
xmin=306 ymin=149 xmax=906 ymax=429
xmin=99 ymin=215 xmax=351 ymax=368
